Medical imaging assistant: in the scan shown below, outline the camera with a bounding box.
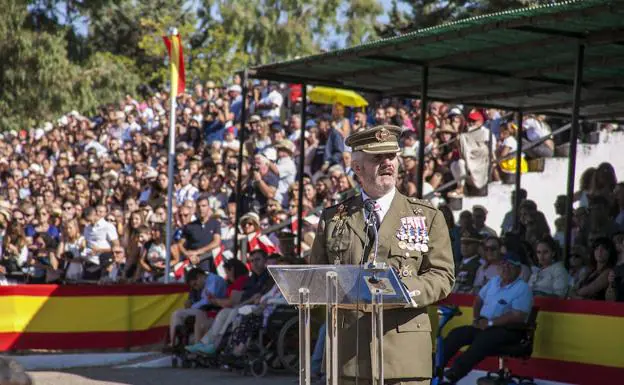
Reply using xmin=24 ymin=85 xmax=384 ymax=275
xmin=252 ymin=166 xmax=260 ymax=173
xmin=227 ymin=163 xmax=237 ymax=171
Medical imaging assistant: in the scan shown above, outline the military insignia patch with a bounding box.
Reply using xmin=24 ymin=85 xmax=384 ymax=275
xmin=375 ymin=128 xmax=390 ymax=142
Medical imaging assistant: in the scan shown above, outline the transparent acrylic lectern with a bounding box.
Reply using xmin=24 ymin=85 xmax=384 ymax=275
xmin=268 ymin=264 xmax=413 ymax=385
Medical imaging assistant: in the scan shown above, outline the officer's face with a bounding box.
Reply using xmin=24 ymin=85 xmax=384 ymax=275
xmin=354 ymin=152 xmax=399 ymax=198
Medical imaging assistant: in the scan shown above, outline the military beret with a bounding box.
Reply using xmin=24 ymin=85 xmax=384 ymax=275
xmin=345 ymin=125 xmax=402 ymax=154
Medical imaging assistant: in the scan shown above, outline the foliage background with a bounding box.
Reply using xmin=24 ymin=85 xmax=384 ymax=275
xmin=0 ymin=0 xmax=552 ymax=130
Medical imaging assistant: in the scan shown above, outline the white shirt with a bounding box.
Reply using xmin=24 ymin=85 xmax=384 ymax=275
xmin=259 ymin=90 xmax=283 ymax=121
xmin=83 ymin=218 xmax=119 ymax=264
xmin=361 ymin=187 xmax=396 ymax=225
xmin=176 ymin=183 xmax=199 ymax=205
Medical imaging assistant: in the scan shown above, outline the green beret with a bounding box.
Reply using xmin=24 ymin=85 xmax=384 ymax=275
xmin=345 ymin=125 xmax=402 ymax=154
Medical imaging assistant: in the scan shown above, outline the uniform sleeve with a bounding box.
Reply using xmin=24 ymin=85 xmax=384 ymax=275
xmin=309 ymin=211 xmax=329 ymax=265
xmin=404 ymin=208 xmax=455 ymax=307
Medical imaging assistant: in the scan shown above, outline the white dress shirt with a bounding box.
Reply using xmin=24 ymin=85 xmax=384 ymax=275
xmin=361 ymin=187 xmax=396 ymax=225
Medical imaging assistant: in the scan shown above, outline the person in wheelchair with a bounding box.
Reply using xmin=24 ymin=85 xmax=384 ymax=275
xmin=224 ymin=255 xmax=291 ymax=358
xmin=168 ymin=267 xmax=227 ymax=349
xmin=186 ymin=249 xmax=274 ymax=354
xmin=440 ymin=252 xmax=533 ymax=385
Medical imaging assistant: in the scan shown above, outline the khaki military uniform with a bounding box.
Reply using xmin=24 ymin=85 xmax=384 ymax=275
xmin=310 ymin=191 xmax=455 ymax=383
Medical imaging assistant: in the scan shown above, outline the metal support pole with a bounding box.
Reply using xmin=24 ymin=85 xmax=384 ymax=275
xmin=297 ymin=85 xmax=307 ymax=258
xmin=234 ymin=69 xmax=249 ymax=258
xmin=164 ymin=28 xmax=178 ymax=283
xmin=513 ymin=111 xmax=524 ymax=232
xmin=326 ymin=272 xmax=338 ymax=385
xmin=299 ymin=288 xmax=311 ymax=385
xmin=416 ymin=66 xmax=429 ymax=199
xmin=371 ymin=288 xmax=384 ymax=385
xmin=564 ymin=44 xmax=585 ymax=260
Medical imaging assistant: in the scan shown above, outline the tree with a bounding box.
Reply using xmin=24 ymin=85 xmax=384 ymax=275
xmin=0 ymin=0 xmax=140 ymax=131
xmin=381 ymin=0 xmax=556 ymax=37
xmin=338 ymin=0 xmax=384 ymax=46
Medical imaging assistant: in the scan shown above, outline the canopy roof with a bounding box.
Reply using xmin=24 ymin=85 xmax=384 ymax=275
xmin=249 ymin=0 xmax=624 ymax=120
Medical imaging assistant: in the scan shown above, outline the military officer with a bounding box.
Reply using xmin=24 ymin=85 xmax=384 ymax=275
xmin=310 ymin=125 xmax=455 ymax=385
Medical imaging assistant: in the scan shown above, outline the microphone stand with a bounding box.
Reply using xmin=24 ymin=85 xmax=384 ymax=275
xmin=364 ymin=205 xmax=385 ymax=385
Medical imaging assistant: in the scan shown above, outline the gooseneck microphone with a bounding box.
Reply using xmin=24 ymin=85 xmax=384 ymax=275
xmin=364 ymin=199 xmax=380 ymax=283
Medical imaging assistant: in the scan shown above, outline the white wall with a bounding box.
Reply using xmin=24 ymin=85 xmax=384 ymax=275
xmin=456 ymin=131 xmax=624 ymax=234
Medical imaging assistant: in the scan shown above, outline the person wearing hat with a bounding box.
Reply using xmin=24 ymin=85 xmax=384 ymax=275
xmin=227 ymin=84 xmax=243 ymax=121
xmin=269 ymin=140 xmax=297 ymax=204
xmin=448 ymin=109 xmax=496 ymax=198
xmin=441 ymin=252 xmax=533 ymax=385
xmin=310 ymin=125 xmax=455 ymax=384
xmin=452 ymin=229 xmax=484 ymax=294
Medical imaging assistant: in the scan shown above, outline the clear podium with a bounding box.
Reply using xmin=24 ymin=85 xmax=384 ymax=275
xmin=268 ymin=264 xmax=413 ymax=385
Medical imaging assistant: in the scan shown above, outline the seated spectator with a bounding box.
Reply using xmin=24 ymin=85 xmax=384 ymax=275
xmin=452 ymin=230 xmax=483 ymax=294
xmin=441 ymin=252 xmax=533 ymax=385
xmin=168 ymin=268 xmax=226 ymax=348
xmin=521 ymin=116 xmax=554 ymax=159
xmin=56 ymin=220 xmax=86 ymax=281
xmin=186 ymin=258 xmax=250 ymax=354
xmin=473 ymin=236 xmax=503 ymax=293
xmin=587 ymin=195 xmax=620 ymax=238
xmin=494 ymin=122 xmax=527 ymax=180
xmin=571 ymin=237 xmax=617 ymax=300
xmin=528 ymin=236 xmax=569 ymax=298
xmin=565 ymin=244 xmax=590 ymax=294
xmin=500 ymin=189 xmax=527 ymax=236
xmin=472 ymin=205 xmax=497 ymax=238
xmin=186 ymin=249 xmax=272 ymax=354
xmin=100 ymin=246 xmax=127 ymax=284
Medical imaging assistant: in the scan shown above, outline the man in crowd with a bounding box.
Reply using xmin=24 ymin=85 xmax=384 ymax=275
xmin=178 ymin=195 xmax=222 ymax=272
xmin=83 ymin=206 xmax=120 ymax=280
xmin=441 ymin=252 xmax=533 ymax=384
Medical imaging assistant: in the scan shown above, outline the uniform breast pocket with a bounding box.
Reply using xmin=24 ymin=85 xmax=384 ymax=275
xmin=328 ymin=232 xmax=351 ymax=262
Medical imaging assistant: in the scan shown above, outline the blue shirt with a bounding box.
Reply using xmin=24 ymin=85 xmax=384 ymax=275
xmin=478 ymin=275 xmax=532 ymax=321
xmin=192 ymin=272 xmax=227 ymax=309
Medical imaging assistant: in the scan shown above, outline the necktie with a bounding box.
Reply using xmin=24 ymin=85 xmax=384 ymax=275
xmin=363 ymin=199 xmax=381 ymax=260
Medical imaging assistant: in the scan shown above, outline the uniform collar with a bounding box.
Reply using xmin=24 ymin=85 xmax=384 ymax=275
xmin=361 ymin=187 xmax=396 ymax=222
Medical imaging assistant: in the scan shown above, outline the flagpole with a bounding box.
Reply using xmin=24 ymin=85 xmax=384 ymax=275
xmin=164 ymin=27 xmax=178 ymax=284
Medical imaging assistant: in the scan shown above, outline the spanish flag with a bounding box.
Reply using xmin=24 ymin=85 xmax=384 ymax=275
xmin=162 ymin=33 xmax=185 ymax=96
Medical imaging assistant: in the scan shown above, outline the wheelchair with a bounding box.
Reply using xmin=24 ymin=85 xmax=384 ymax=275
xmin=181 ymin=305 xmax=321 ymax=377
xmin=171 ymin=309 xmax=220 ymax=369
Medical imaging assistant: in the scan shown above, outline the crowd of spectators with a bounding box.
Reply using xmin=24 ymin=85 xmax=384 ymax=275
xmin=450 ymin=161 xmax=624 ymax=301
xmin=0 ymin=76 xmax=622 ymax=302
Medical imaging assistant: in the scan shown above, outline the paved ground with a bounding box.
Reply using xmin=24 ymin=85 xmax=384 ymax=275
xmin=30 ymin=367 xmax=298 ymax=385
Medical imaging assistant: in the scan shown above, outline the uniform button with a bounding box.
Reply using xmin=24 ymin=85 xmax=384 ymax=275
xmin=405 ymin=252 xmax=409 ymax=257
xmin=417 ymin=323 xmax=421 ymax=328
xmin=413 ymin=289 xmax=421 ymax=296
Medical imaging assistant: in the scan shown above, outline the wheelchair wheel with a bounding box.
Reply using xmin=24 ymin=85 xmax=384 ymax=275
xmin=277 ymin=316 xmax=321 ymax=374
xmin=171 ymin=356 xmax=179 ymax=368
xmin=250 ymin=358 xmax=268 ymax=378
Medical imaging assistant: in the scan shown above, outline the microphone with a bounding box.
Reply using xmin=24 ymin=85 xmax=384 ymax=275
xmin=364 ymin=199 xmax=380 ymax=283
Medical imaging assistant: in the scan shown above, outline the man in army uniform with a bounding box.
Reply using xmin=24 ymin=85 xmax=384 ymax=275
xmin=310 ymin=125 xmax=455 ymax=384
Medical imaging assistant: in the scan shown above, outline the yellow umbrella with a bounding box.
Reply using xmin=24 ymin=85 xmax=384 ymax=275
xmin=308 ymin=87 xmax=369 ymax=108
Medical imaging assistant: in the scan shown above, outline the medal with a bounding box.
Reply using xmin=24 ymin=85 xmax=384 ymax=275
xmin=421 ymin=244 xmax=429 ymax=253
xmin=406 ymin=243 xmax=416 ymax=251
xmin=398 ymin=241 xmax=407 ymax=250
xmin=414 ymin=243 xmax=422 ymax=252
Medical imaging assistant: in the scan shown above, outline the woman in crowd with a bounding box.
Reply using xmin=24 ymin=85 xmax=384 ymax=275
xmin=566 ymin=245 xmax=590 ymax=293
xmin=56 ymin=220 xmax=87 ymax=281
xmin=331 ymin=102 xmax=351 ymax=138
xmin=494 ymin=122 xmax=527 ymax=181
xmin=123 ymin=210 xmax=144 ymax=280
xmin=572 ymin=237 xmax=617 ymax=300
xmin=528 ymin=236 xmax=569 ymax=298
